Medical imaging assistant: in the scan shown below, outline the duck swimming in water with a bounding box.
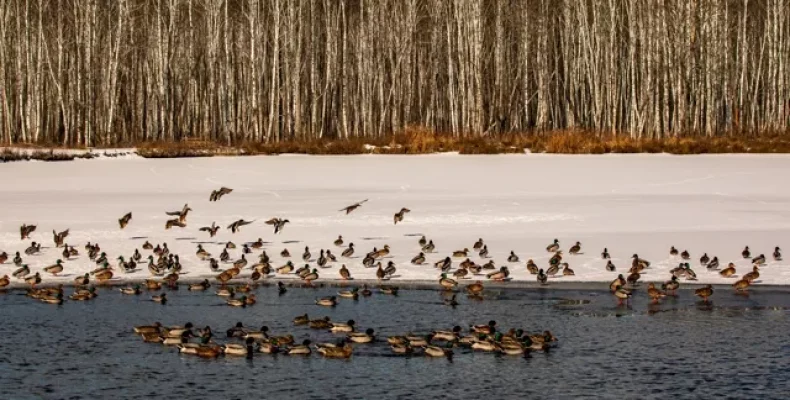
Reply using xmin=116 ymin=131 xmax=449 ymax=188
xmin=609 ymin=274 xmax=626 ymax=292
xmin=647 ymin=283 xmax=666 ymax=304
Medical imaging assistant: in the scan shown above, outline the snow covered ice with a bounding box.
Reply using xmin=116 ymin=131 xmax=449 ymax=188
xmin=1 ymin=153 xmax=788 ymax=286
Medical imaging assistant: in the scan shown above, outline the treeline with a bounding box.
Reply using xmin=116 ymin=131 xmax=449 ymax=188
xmin=0 ymin=0 xmax=788 ymax=147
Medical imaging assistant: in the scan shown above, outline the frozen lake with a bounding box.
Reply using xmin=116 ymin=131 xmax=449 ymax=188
xmin=0 ymin=154 xmax=788 ymax=286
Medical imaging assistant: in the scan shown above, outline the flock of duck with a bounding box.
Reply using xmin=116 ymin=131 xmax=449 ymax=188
xmin=131 ymin=319 xmax=558 ymax=359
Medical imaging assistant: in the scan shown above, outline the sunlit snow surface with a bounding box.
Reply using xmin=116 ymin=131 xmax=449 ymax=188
xmin=1 ymin=153 xmax=788 ymax=286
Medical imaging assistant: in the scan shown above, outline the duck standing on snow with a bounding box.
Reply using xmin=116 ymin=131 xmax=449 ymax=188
xmin=422 ymin=240 xmax=436 ymax=253
xmin=720 ymin=263 xmax=736 ymax=277
xmin=606 ymin=260 xmax=616 ymax=272
xmin=546 ymin=239 xmax=560 ymax=252
xmin=473 ymin=238 xmax=484 ymax=250
xmin=601 ymin=248 xmax=610 ymax=259
xmin=662 ymin=275 xmax=680 ymax=295
xmin=752 ymin=254 xmax=766 ymax=265
xmin=44 ymin=260 xmax=64 ymax=276
xmin=568 ymin=241 xmax=582 ymax=255
xmin=341 ymin=243 xmax=354 ymax=258
xmin=742 ymin=246 xmax=751 ymax=259
xmin=669 ymin=246 xmax=679 ymax=256
xmin=699 ymin=253 xmax=710 ymax=265
xmin=537 ymin=269 xmax=547 ymax=285
xmin=526 ymin=259 xmax=539 ymax=274
xmin=774 ymin=247 xmax=782 ymax=261
xmin=507 ymin=251 xmax=519 ymax=263
xmin=411 ymin=252 xmax=425 ymax=265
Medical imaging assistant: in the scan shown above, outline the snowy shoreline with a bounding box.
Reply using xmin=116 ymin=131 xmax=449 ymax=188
xmin=1 ymin=154 xmax=787 ymax=288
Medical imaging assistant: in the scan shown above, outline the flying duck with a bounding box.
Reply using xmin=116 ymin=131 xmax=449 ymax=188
xmin=227 ymin=219 xmax=254 ymax=234
xmin=52 ymin=229 xmax=69 ymax=247
xmin=339 ymin=199 xmax=368 ymax=214
xmin=165 ymin=204 xmax=192 ymax=223
xmin=393 ymin=208 xmax=411 ymax=224
xmin=119 ymin=212 xmax=132 ymax=229
xmin=20 ymin=224 xmax=37 ymax=240
xmin=165 ymin=218 xmax=186 ymax=229
xmin=199 ymin=222 xmax=219 ymax=237
xmin=209 ymin=187 xmax=233 ymax=202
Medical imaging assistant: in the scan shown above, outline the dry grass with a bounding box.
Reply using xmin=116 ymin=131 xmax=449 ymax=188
xmin=0 ymin=149 xmax=95 ymax=163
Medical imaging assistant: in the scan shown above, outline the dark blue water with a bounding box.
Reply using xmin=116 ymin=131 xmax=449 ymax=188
xmin=1 ymin=284 xmax=789 ymax=399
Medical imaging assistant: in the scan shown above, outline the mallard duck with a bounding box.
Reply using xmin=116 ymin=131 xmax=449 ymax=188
xmin=40 ymin=293 xmax=64 ymax=305
xmin=302 ymin=246 xmax=311 ymax=261
xmin=661 ymin=276 xmax=680 ymax=295
xmin=733 ymin=278 xmax=751 ymax=292
xmin=453 ymin=248 xmax=469 ymax=258
xmin=24 ymin=242 xmax=41 ymax=255
xmin=330 ymin=320 xmax=356 ymax=333
xmin=549 ymin=251 xmax=563 ymax=266
xmin=276 ymin=261 xmax=295 ymax=274
xmin=475 ymin=245 xmax=488 ymax=258
xmin=614 ymin=287 xmax=631 ymax=305
xmin=418 ymin=235 xmax=427 ymax=246
xmin=317 ymin=342 xmax=353 ymax=358
xmin=337 ymin=264 xmax=352 ymax=280
xmin=309 ymin=316 xmax=332 ymax=329
xmin=546 ymin=264 xmax=559 ymax=277
xmin=42 ymin=259 xmax=65 ymax=276
xmin=743 ymin=266 xmax=760 ymax=282
xmin=346 ymin=328 xmax=374 ymax=344
xmin=600 ymin=248 xmax=610 ymax=259
xmin=609 ymin=274 xmax=626 ymax=292
xmin=741 ymin=246 xmax=751 ymax=259
xmin=52 ymin=229 xmax=69 ymax=247
xmin=383 ymin=261 xmax=396 ymax=277
xmin=13 ymin=264 xmax=30 ymax=279
xmin=134 ymin=322 xmax=163 ymax=335
xmin=706 ymin=257 xmax=720 ymax=270
xmin=332 ymin=235 xmax=344 ymax=247
xmin=393 ymin=207 xmax=410 ymax=224
xmin=390 ymin=342 xmax=413 ymax=354
xmin=487 ymin=266 xmax=509 ymax=281
xmin=569 ymin=241 xmax=582 ymax=255
xmin=209 ymin=186 xmax=233 ymax=202
xmin=669 ymin=246 xmax=679 ymax=256
xmin=507 ymin=251 xmax=519 ymax=263
xmin=422 ymin=240 xmax=435 ymax=253
xmin=292 ymin=313 xmax=310 ymax=325
xmin=152 ymin=293 xmax=167 ymax=304
xmin=227 ymin=219 xmax=253 ymax=234
xmin=632 ymin=254 xmax=650 ymax=269
xmin=94 ymin=265 xmax=114 ymax=283
xmin=646 ymin=283 xmax=666 ymax=303
xmin=680 ymin=250 xmax=690 ymax=260
xmin=141 ymin=241 xmax=153 ymax=250
xmin=683 ymin=263 xmax=698 ymax=280
xmin=316 ymin=296 xmax=337 ymax=307
xmin=752 ymin=254 xmax=766 ymax=265
xmin=439 ymin=273 xmax=457 ymax=289
xmin=227 ymin=296 xmax=249 ymax=307
xmin=12 ymin=252 xmax=22 ymax=266
xmin=546 ymin=239 xmax=560 ymax=252
xmin=606 ymin=260 xmax=616 ymax=272
xmin=232 ymin=255 xmax=247 ymax=269
xmin=338 ymin=287 xmax=359 ymax=299
xmin=453 ymin=268 xmax=468 ymax=279
xmin=720 ymin=263 xmax=736 ymax=277
xmin=465 ymin=281 xmax=484 ymax=295
xmin=144 ymin=279 xmax=161 ymax=290
xmin=432 ymin=326 xmax=462 ymax=342
xmin=379 ymin=285 xmax=399 ymax=295
xmin=317 ymin=250 xmax=328 ymax=267
xmin=339 ymin=199 xmax=368 ymax=214
xmin=562 ymin=264 xmax=575 ymax=276
xmin=373 ymin=245 xmax=391 ymax=259
xmin=470 ymin=320 xmax=497 ymax=335
xmin=359 ymin=284 xmax=372 ymax=297
xmin=434 ymin=257 xmax=451 ymax=272
xmin=537 ymin=269 xmax=548 ymax=285
xmin=285 ymin=339 xmax=312 ymax=355
xmin=694 ymin=285 xmax=713 ymax=302
xmin=216 ymin=286 xmax=235 ymax=297
xmin=408 ymin=252 xmax=425 ymax=265
xmin=341 ymin=243 xmax=355 ymax=258
xmin=699 ymin=253 xmax=710 ymax=265
xmin=480 ymin=260 xmax=495 ymax=270
xmin=522 ymin=259 xmax=537 ymax=275
xmin=302 ymin=268 xmax=319 ymax=284
xmin=774 ymin=247 xmax=782 ymax=261
xmin=471 ymin=340 xmax=499 ymax=352
xmin=0 ymin=274 xmax=9 ymax=289
xmin=25 ymin=272 xmax=41 ymax=287
xmin=20 ymin=224 xmax=36 ymax=240
xmin=223 ymin=341 xmax=254 ymax=357
xmin=70 ymin=287 xmax=98 ymax=301
xmin=626 ymin=271 xmax=640 ymax=285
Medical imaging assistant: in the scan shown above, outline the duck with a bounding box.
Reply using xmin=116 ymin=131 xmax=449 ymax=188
xmin=473 ymin=238 xmax=485 ymax=250
xmin=382 ymin=261 xmax=397 ymax=277
xmin=626 ymin=271 xmax=640 ymax=285
xmin=632 ymin=254 xmax=650 ymax=269
xmin=526 ymin=259 xmax=539 ymax=274
xmin=142 ymin=241 xmax=153 ymax=250
xmin=699 ymin=253 xmax=710 ymax=265
xmin=537 ymin=269 xmax=548 ymax=285
xmin=134 ymin=322 xmax=163 ymax=335
xmin=549 ymin=251 xmax=563 ymax=267
xmin=309 ymin=316 xmax=332 ymax=329
xmin=434 ymin=257 xmax=451 ymax=272
xmin=24 ymin=242 xmax=41 ymax=255
xmin=393 ymin=207 xmax=411 ymax=224
xmin=680 ymin=250 xmax=690 ymax=260
xmin=507 ymin=251 xmax=519 ymax=263
xmin=226 ymin=296 xmax=249 ymax=307
xmin=742 ymin=246 xmax=751 ymax=259
xmin=40 ymin=293 xmax=64 ymax=305
xmin=487 ymin=266 xmax=509 ymax=281
xmin=20 ymin=224 xmax=36 ymax=240
xmin=379 ymin=285 xmax=399 ymax=295
xmin=417 ymin=235 xmax=427 ymax=246
xmin=227 ymin=219 xmax=253 ymax=234
xmin=609 ymin=274 xmax=626 ymax=292
xmin=302 ymin=246 xmax=311 ymax=261
xmin=317 ymin=250 xmax=328 ymax=267
xmin=316 ymin=342 xmax=353 ymax=358
xmin=52 ymin=229 xmax=69 ymax=248
xmin=73 ymin=273 xmax=89 ymax=286
xmin=774 ymin=247 xmax=782 ymax=261
xmin=316 ymin=296 xmax=337 ymax=307
xmin=152 ymin=293 xmax=167 ymax=304
xmin=694 ymin=285 xmax=713 ymax=302
xmin=243 ymin=326 xmax=270 ymax=340
xmin=144 ymin=279 xmax=161 ymax=290
xmin=372 ymin=245 xmax=391 ymax=259
xmin=546 ymin=239 xmax=560 ymax=252
xmin=422 ymin=240 xmax=435 ymax=253
xmin=276 ymin=261 xmax=295 ymax=274
xmin=743 ymin=266 xmax=760 ymax=283
xmin=375 ymin=264 xmax=386 ymax=280
xmin=25 ymin=272 xmax=41 ymax=287
xmin=339 ymin=199 xmax=368 ymax=214
xmin=546 ymin=263 xmax=559 ymax=277
xmin=13 ymin=252 xmax=23 ymax=266
xmin=661 ymin=275 xmax=680 ymax=295
xmin=249 ymin=238 xmax=265 ymax=250
xmin=330 ymin=320 xmax=356 ymax=333
xmin=360 ymin=284 xmax=372 ymax=296
xmin=453 ymin=267 xmax=468 ymax=279
xmin=733 ymin=278 xmax=751 ymax=292
xmin=70 ymin=287 xmax=98 ymax=301
xmin=439 ymin=273 xmax=457 ymax=289
xmin=411 ymin=252 xmax=426 ymax=265
xmin=0 ymin=274 xmax=9 ymax=289
xmin=196 ymin=245 xmax=211 ymax=261
xmin=44 ymin=259 xmax=65 ymax=276
xmin=465 ymin=281 xmax=484 ymax=295
xmin=302 ymin=268 xmax=319 ymax=284
xmin=293 ymin=314 xmax=310 ymax=325
xmin=453 ymin=248 xmax=469 ymax=258
xmin=348 ymin=328 xmax=375 ymax=344
xmin=277 ymin=281 xmax=287 ymax=295
xmin=562 ymin=264 xmax=575 ymax=276
xmin=601 ymin=248 xmax=610 ymax=259
xmin=471 ymin=320 xmax=497 ymax=335
xmin=482 ymin=260 xmax=496 ymax=270
xmin=669 ymin=246 xmax=679 ymax=256
xmin=334 ymin=235 xmax=344 ymax=247
xmin=647 ymin=283 xmax=666 ymax=303
xmin=341 ymin=243 xmax=355 ymax=258
xmin=339 ymin=264 xmax=352 ymax=280
xmin=13 ymin=264 xmax=30 ymax=279
xmin=286 ymin=339 xmax=313 ymax=355
xmin=706 ymin=257 xmax=720 ymax=270
xmin=338 ymin=288 xmax=359 ymax=299
xmin=233 ymin=255 xmax=248 ymax=269
xmin=606 ymin=260 xmax=616 ymax=272
xmin=614 ymin=287 xmax=631 ymax=305
xmin=120 ymin=285 xmax=142 ymax=295
xmin=189 ymin=279 xmax=211 ymax=291
xmin=752 ymin=254 xmax=766 ymax=265
xmin=684 ymin=263 xmax=698 ymax=280
xmin=444 ymin=294 xmax=459 ymax=307
xmin=720 ymin=263 xmax=736 ymax=277
xmin=569 ymin=241 xmax=582 ymax=255
xmin=280 ymin=248 xmax=291 ymax=258
xmin=478 ymin=245 xmax=489 ymax=258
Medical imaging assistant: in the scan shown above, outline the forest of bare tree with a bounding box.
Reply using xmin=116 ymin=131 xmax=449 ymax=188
xmin=0 ymin=0 xmax=788 ymax=147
